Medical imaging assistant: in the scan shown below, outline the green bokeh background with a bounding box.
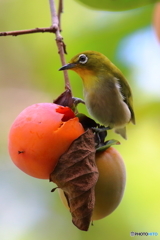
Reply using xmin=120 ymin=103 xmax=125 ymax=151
xmin=0 ymin=1 xmax=160 ymax=240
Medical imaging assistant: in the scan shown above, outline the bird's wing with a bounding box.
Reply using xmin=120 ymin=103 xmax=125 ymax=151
xmin=118 ymin=77 xmax=136 ymax=125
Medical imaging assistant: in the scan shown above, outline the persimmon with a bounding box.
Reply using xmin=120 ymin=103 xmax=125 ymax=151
xmin=58 ymin=147 xmax=126 ymax=221
xmin=8 ymin=103 xmax=84 ymax=179
xmin=92 ymin=147 xmax=126 ymax=220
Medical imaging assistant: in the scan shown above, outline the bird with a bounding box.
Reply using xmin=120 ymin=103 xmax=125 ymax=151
xmin=59 ymin=51 xmax=135 ymax=139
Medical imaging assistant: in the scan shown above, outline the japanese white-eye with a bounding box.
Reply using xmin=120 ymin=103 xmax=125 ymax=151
xmin=59 ymin=51 xmax=135 ymax=139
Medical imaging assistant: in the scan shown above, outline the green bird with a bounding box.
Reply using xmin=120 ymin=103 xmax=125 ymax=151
xmin=59 ymin=51 xmax=136 ymax=139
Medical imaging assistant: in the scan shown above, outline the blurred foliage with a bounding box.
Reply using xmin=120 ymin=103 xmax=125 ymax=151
xmin=0 ymin=0 xmax=160 ymax=240
xmin=153 ymin=2 xmax=160 ymax=41
xmin=75 ymin=0 xmax=158 ymax=11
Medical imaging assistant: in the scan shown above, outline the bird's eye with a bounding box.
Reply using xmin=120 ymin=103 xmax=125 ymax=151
xmin=78 ymin=54 xmax=88 ymax=64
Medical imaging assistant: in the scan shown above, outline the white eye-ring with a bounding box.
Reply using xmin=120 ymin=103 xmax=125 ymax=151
xmin=78 ymin=54 xmax=88 ymax=64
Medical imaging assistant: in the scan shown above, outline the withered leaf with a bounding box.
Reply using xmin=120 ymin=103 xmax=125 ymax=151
xmin=50 ymin=129 xmax=99 ymax=231
xmin=76 ymin=113 xmax=98 ymax=130
xmin=53 ymin=89 xmax=74 ymax=109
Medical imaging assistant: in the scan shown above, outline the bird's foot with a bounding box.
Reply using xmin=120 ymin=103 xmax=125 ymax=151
xmin=72 ymin=97 xmax=85 ymax=106
xmin=92 ymin=126 xmax=111 ymax=133
xmin=72 ymin=97 xmax=85 ymax=114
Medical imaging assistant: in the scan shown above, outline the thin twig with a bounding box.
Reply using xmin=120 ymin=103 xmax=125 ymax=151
xmin=58 ymin=0 xmax=63 ymax=31
xmin=49 ymin=0 xmax=71 ymax=92
xmin=0 ymin=27 xmax=57 ymax=36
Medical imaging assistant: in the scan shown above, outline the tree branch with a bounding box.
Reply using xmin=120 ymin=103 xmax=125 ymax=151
xmin=58 ymin=0 xmax=63 ymax=32
xmin=0 ymin=27 xmax=57 ymax=36
xmin=49 ymin=0 xmax=71 ymax=92
xmin=0 ymin=0 xmax=71 ymax=93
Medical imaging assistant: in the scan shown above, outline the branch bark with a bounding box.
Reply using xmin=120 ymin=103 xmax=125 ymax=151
xmin=49 ymin=0 xmax=71 ymax=92
xmin=0 ymin=27 xmax=57 ymax=36
xmin=58 ymin=0 xmax=63 ymax=31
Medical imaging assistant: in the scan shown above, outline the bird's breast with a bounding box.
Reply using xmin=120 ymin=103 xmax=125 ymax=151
xmin=83 ymin=80 xmax=131 ymax=128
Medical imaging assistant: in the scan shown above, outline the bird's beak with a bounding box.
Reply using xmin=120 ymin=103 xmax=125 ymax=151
xmin=59 ymin=63 xmax=76 ymax=71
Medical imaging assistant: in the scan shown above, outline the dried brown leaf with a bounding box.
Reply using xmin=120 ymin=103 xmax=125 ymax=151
xmin=50 ymin=129 xmax=98 ymax=231
xmin=53 ymin=89 xmax=74 ymax=108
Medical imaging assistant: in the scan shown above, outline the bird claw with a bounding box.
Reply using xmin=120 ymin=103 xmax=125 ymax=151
xmin=72 ymin=97 xmax=85 ymax=106
xmin=71 ymin=97 xmax=85 ymax=114
xmin=91 ymin=126 xmax=111 ymax=133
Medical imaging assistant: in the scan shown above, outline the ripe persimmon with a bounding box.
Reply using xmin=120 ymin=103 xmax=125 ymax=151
xmin=8 ymin=103 xmax=84 ymax=179
xmin=92 ymin=147 xmax=126 ymax=220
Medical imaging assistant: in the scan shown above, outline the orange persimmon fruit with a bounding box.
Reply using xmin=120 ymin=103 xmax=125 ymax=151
xmin=8 ymin=103 xmax=84 ymax=179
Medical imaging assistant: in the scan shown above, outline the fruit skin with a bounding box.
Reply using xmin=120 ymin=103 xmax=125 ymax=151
xmin=58 ymin=147 xmax=126 ymax=220
xmin=92 ymin=147 xmax=126 ymax=220
xmin=8 ymin=103 xmax=84 ymax=179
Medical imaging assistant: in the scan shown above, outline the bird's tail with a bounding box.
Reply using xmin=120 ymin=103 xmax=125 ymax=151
xmin=115 ymin=127 xmax=127 ymax=140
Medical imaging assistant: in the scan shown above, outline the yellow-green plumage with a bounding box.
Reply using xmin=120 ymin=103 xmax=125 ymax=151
xmin=59 ymin=51 xmax=135 ymax=139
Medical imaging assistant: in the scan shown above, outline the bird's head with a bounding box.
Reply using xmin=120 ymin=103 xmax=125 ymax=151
xmin=59 ymin=51 xmax=112 ymax=78
xmin=59 ymin=51 xmax=117 ymax=90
